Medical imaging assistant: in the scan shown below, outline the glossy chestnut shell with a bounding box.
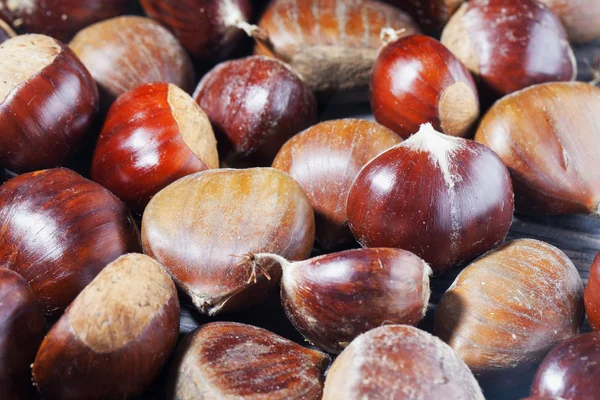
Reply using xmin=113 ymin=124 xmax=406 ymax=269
xmin=384 ymin=0 xmax=464 ymax=33
xmin=585 ymin=252 xmax=600 ymax=331
xmin=538 ymin=0 xmax=600 ymax=44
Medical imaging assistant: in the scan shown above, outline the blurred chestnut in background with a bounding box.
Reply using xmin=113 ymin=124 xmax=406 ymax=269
xmin=255 ymin=0 xmax=420 ymax=104
xmin=0 ymin=268 xmax=45 ymax=400
xmin=538 ymin=0 xmax=600 ymax=44
xmin=585 ymin=252 xmax=600 ymax=331
xmin=92 ymin=83 xmax=218 ymax=214
xmin=384 ymin=0 xmax=464 ymax=33
xmin=33 ymin=254 xmax=179 ymax=400
xmin=168 ymin=322 xmax=329 ymax=399
xmin=0 ymin=168 xmax=141 ymax=316
xmin=0 ymin=34 xmax=99 ymax=173
xmin=141 ymin=0 xmax=252 ymax=61
xmin=475 ymin=82 xmax=600 ymax=216
xmin=70 ymin=16 xmax=195 ymax=106
xmin=0 ymin=18 xmax=15 ymax=43
xmin=142 ymin=168 xmax=315 ymax=315
xmin=272 ymin=119 xmax=400 ymax=250
xmin=194 ymin=56 xmax=316 ymax=166
xmin=323 ymin=325 xmax=484 ymax=399
xmin=347 ymin=123 xmax=514 ymax=274
xmin=371 ymin=34 xmax=479 ymax=139
xmin=435 ymin=239 xmax=584 ymax=376
xmin=441 ymin=0 xmax=576 ymax=99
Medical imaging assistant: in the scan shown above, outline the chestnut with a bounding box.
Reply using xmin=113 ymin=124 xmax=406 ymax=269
xmin=272 ymin=119 xmax=401 ymax=250
xmin=70 ymin=16 xmax=195 ymax=106
xmin=538 ymin=0 xmax=600 ymax=44
xmin=435 ymin=239 xmax=584 ymax=376
xmin=585 ymin=252 xmax=600 ymax=331
xmin=194 ymin=56 xmax=317 ymax=166
xmin=347 ymin=123 xmax=514 ymax=274
xmin=441 ymin=0 xmax=576 ymax=98
xmin=0 ymin=34 xmax=99 ymax=173
xmin=384 ymin=0 xmax=465 ymax=33
xmin=323 ymin=325 xmax=484 ymax=399
xmin=0 ymin=168 xmax=141 ymax=316
xmin=475 ymin=82 xmax=600 ymax=216
xmin=371 ymin=34 xmax=479 ymax=139
xmin=33 ymin=253 xmax=179 ymax=400
xmin=168 ymin=322 xmax=329 ymax=399
xmin=92 ymin=82 xmax=218 ymax=214
xmin=141 ymin=168 xmax=315 ymax=315
xmin=0 ymin=268 xmax=46 ymax=400
xmin=0 ymin=18 xmax=15 ymax=43
xmin=254 ymin=0 xmax=420 ymax=104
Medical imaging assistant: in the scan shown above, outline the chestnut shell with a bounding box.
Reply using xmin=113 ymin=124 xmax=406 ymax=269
xmin=585 ymin=252 xmax=600 ymax=331
xmin=538 ymin=0 xmax=600 ymax=44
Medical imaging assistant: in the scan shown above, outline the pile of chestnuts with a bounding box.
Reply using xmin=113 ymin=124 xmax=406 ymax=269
xmin=0 ymin=0 xmax=599 ymax=399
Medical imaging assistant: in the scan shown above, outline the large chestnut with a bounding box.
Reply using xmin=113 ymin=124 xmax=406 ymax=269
xmin=92 ymin=82 xmax=218 ymax=214
xmin=33 ymin=253 xmax=179 ymax=400
xmin=0 ymin=168 xmax=141 ymax=316
xmin=475 ymin=82 xmax=600 ymax=216
xmin=168 ymin=322 xmax=329 ymax=399
xmin=538 ymin=0 xmax=600 ymax=44
xmin=0 ymin=34 xmax=99 ymax=173
xmin=323 ymin=325 xmax=484 ymax=399
xmin=0 ymin=18 xmax=15 ymax=43
xmin=435 ymin=239 xmax=584 ymax=376
xmin=347 ymin=123 xmax=514 ymax=274
xmin=0 ymin=268 xmax=46 ymax=400
xmin=272 ymin=119 xmax=401 ymax=250
xmin=384 ymin=0 xmax=465 ymax=33
xmin=585 ymin=252 xmax=600 ymax=331
xmin=194 ymin=55 xmax=317 ymax=166
xmin=141 ymin=168 xmax=315 ymax=315
xmin=255 ymin=0 xmax=420 ymax=104
xmin=441 ymin=0 xmax=576 ymax=98
xmin=371 ymin=34 xmax=479 ymax=139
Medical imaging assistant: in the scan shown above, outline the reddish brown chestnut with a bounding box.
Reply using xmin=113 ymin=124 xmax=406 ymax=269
xmin=92 ymin=82 xmax=218 ymax=214
xmin=0 ymin=18 xmax=15 ymax=43
xmin=347 ymin=123 xmax=514 ymax=274
xmin=255 ymin=0 xmax=420 ymax=103
xmin=168 ymin=322 xmax=329 ymax=399
xmin=538 ymin=0 xmax=600 ymax=44
xmin=272 ymin=119 xmax=401 ymax=250
xmin=384 ymin=0 xmax=465 ymax=33
xmin=371 ymin=34 xmax=479 ymax=139
xmin=194 ymin=56 xmax=317 ymax=166
xmin=475 ymin=82 xmax=600 ymax=216
xmin=33 ymin=253 xmax=179 ymax=400
xmin=435 ymin=239 xmax=584 ymax=376
xmin=0 ymin=34 xmax=99 ymax=173
xmin=0 ymin=168 xmax=141 ymax=316
xmin=323 ymin=325 xmax=484 ymax=399
xmin=441 ymin=0 xmax=576 ymax=98
xmin=585 ymin=252 xmax=600 ymax=331
xmin=141 ymin=168 xmax=315 ymax=315
xmin=0 ymin=268 xmax=45 ymax=400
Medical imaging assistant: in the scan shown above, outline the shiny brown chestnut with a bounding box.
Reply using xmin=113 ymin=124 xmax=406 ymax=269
xmin=194 ymin=56 xmax=317 ymax=166
xmin=33 ymin=254 xmax=179 ymax=400
xmin=384 ymin=0 xmax=465 ymax=33
xmin=141 ymin=168 xmax=315 ymax=315
xmin=0 ymin=168 xmax=141 ymax=316
xmin=0 ymin=34 xmax=99 ymax=173
xmin=0 ymin=18 xmax=15 ymax=43
xmin=0 ymin=268 xmax=46 ymax=400
xmin=538 ymin=0 xmax=600 ymax=44
xmin=70 ymin=16 xmax=195 ymax=106
xmin=475 ymin=82 xmax=600 ymax=216
xmin=585 ymin=252 xmax=600 ymax=331
xmin=92 ymin=82 xmax=218 ymax=214
xmin=371 ymin=34 xmax=479 ymax=139
xmin=441 ymin=0 xmax=576 ymax=99
xmin=168 ymin=322 xmax=329 ymax=399
xmin=323 ymin=325 xmax=484 ymax=399
xmin=254 ymin=0 xmax=420 ymax=104
xmin=435 ymin=239 xmax=584 ymax=376
xmin=272 ymin=119 xmax=401 ymax=250
xmin=347 ymin=123 xmax=514 ymax=274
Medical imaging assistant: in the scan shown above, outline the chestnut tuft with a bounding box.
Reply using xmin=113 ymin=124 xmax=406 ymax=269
xmin=585 ymin=252 xmax=600 ymax=331
xmin=0 ymin=18 xmax=15 ymax=43
xmin=538 ymin=0 xmax=600 ymax=44
xmin=384 ymin=0 xmax=465 ymax=33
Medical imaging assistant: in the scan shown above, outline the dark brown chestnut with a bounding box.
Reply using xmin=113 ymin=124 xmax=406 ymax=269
xmin=33 ymin=253 xmax=179 ymax=400
xmin=323 ymin=325 xmax=484 ymax=399
xmin=441 ymin=0 xmax=576 ymax=99
xmin=0 ymin=34 xmax=99 ymax=173
xmin=371 ymin=34 xmax=479 ymax=139
xmin=92 ymin=82 xmax=218 ymax=214
xmin=538 ymin=0 xmax=600 ymax=44
xmin=384 ymin=0 xmax=465 ymax=33
xmin=585 ymin=252 xmax=600 ymax=331
xmin=168 ymin=322 xmax=329 ymax=399
xmin=272 ymin=119 xmax=401 ymax=250
xmin=0 ymin=168 xmax=141 ymax=316
xmin=0 ymin=268 xmax=46 ymax=400
xmin=0 ymin=18 xmax=15 ymax=43
xmin=141 ymin=168 xmax=315 ymax=315
xmin=347 ymin=123 xmax=514 ymax=274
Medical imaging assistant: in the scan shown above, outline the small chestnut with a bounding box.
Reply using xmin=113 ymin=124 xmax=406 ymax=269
xmin=33 ymin=253 xmax=180 ymax=400
xmin=168 ymin=322 xmax=329 ymax=399
xmin=585 ymin=251 xmax=600 ymax=331
xmin=323 ymin=325 xmax=484 ymax=399
xmin=538 ymin=0 xmax=600 ymax=44
xmin=0 ymin=18 xmax=15 ymax=43
xmin=384 ymin=0 xmax=465 ymax=33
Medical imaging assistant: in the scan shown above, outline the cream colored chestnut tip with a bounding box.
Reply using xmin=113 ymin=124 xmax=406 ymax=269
xmin=438 ymin=81 xmax=479 ymax=137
